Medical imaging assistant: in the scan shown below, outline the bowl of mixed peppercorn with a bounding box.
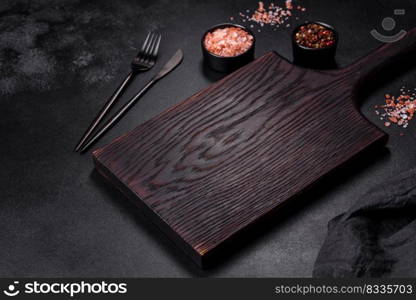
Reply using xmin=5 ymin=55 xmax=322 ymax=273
xmin=292 ymin=22 xmax=338 ymax=68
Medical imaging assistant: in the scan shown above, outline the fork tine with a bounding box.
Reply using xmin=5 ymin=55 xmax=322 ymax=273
xmin=139 ymin=32 xmax=152 ymax=55
xmin=151 ymin=34 xmax=161 ymax=59
xmin=145 ymin=33 xmax=160 ymax=63
xmin=142 ymin=32 xmax=157 ymax=58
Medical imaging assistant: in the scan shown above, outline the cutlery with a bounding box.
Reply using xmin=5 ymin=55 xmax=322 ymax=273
xmin=79 ymin=49 xmax=184 ymax=153
xmin=74 ymin=32 xmax=161 ymax=152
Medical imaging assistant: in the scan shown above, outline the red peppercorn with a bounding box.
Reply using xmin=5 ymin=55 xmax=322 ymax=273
xmin=295 ymin=23 xmax=335 ymax=49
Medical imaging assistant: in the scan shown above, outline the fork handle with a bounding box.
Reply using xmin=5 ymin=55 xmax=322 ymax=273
xmin=79 ymin=79 xmax=156 ymax=153
xmin=74 ymin=71 xmax=135 ymax=152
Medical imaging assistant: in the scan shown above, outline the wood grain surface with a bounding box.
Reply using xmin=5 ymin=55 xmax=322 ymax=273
xmin=93 ymin=28 xmax=416 ymax=267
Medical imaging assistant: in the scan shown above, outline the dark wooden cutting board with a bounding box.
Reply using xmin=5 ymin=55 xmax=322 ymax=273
xmin=93 ymin=29 xmax=416 ymax=267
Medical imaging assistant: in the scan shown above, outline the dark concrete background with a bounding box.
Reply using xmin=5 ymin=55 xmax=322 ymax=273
xmin=1 ymin=0 xmax=416 ymax=277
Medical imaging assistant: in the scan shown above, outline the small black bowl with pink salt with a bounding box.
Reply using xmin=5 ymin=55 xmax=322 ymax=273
xmin=202 ymin=23 xmax=255 ymax=73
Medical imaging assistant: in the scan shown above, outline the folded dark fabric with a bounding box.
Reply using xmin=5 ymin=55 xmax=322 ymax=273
xmin=313 ymin=168 xmax=416 ymax=277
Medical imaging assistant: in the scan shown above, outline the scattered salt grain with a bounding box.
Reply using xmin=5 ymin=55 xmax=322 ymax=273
xmin=234 ymin=1 xmax=306 ymax=31
xmin=375 ymin=86 xmax=416 ymax=130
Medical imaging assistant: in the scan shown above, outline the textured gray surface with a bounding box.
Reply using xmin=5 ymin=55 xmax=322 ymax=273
xmin=0 ymin=0 xmax=191 ymax=94
xmin=0 ymin=0 xmax=416 ymax=277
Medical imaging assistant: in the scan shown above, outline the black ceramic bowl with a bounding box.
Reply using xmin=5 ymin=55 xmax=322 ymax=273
xmin=202 ymin=23 xmax=255 ymax=73
xmin=292 ymin=21 xmax=338 ymax=68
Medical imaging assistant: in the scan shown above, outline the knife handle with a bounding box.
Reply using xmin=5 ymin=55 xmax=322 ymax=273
xmin=79 ymin=79 xmax=155 ymax=153
xmin=74 ymin=72 xmax=135 ymax=152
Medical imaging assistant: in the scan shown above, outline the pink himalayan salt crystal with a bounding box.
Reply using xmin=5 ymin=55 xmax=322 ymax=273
xmin=204 ymin=27 xmax=253 ymax=57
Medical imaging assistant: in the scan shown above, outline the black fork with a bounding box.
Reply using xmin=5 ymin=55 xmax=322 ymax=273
xmin=74 ymin=32 xmax=161 ymax=152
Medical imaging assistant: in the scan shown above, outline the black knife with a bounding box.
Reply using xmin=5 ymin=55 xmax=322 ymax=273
xmin=79 ymin=49 xmax=184 ymax=153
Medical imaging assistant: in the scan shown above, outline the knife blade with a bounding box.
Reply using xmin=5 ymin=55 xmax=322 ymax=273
xmin=79 ymin=49 xmax=184 ymax=153
xmin=153 ymin=49 xmax=183 ymax=80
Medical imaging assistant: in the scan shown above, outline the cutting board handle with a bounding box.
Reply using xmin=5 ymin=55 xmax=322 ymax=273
xmin=347 ymin=27 xmax=416 ymax=85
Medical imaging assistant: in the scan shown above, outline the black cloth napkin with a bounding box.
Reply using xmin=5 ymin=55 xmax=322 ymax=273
xmin=313 ymin=168 xmax=416 ymax=277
